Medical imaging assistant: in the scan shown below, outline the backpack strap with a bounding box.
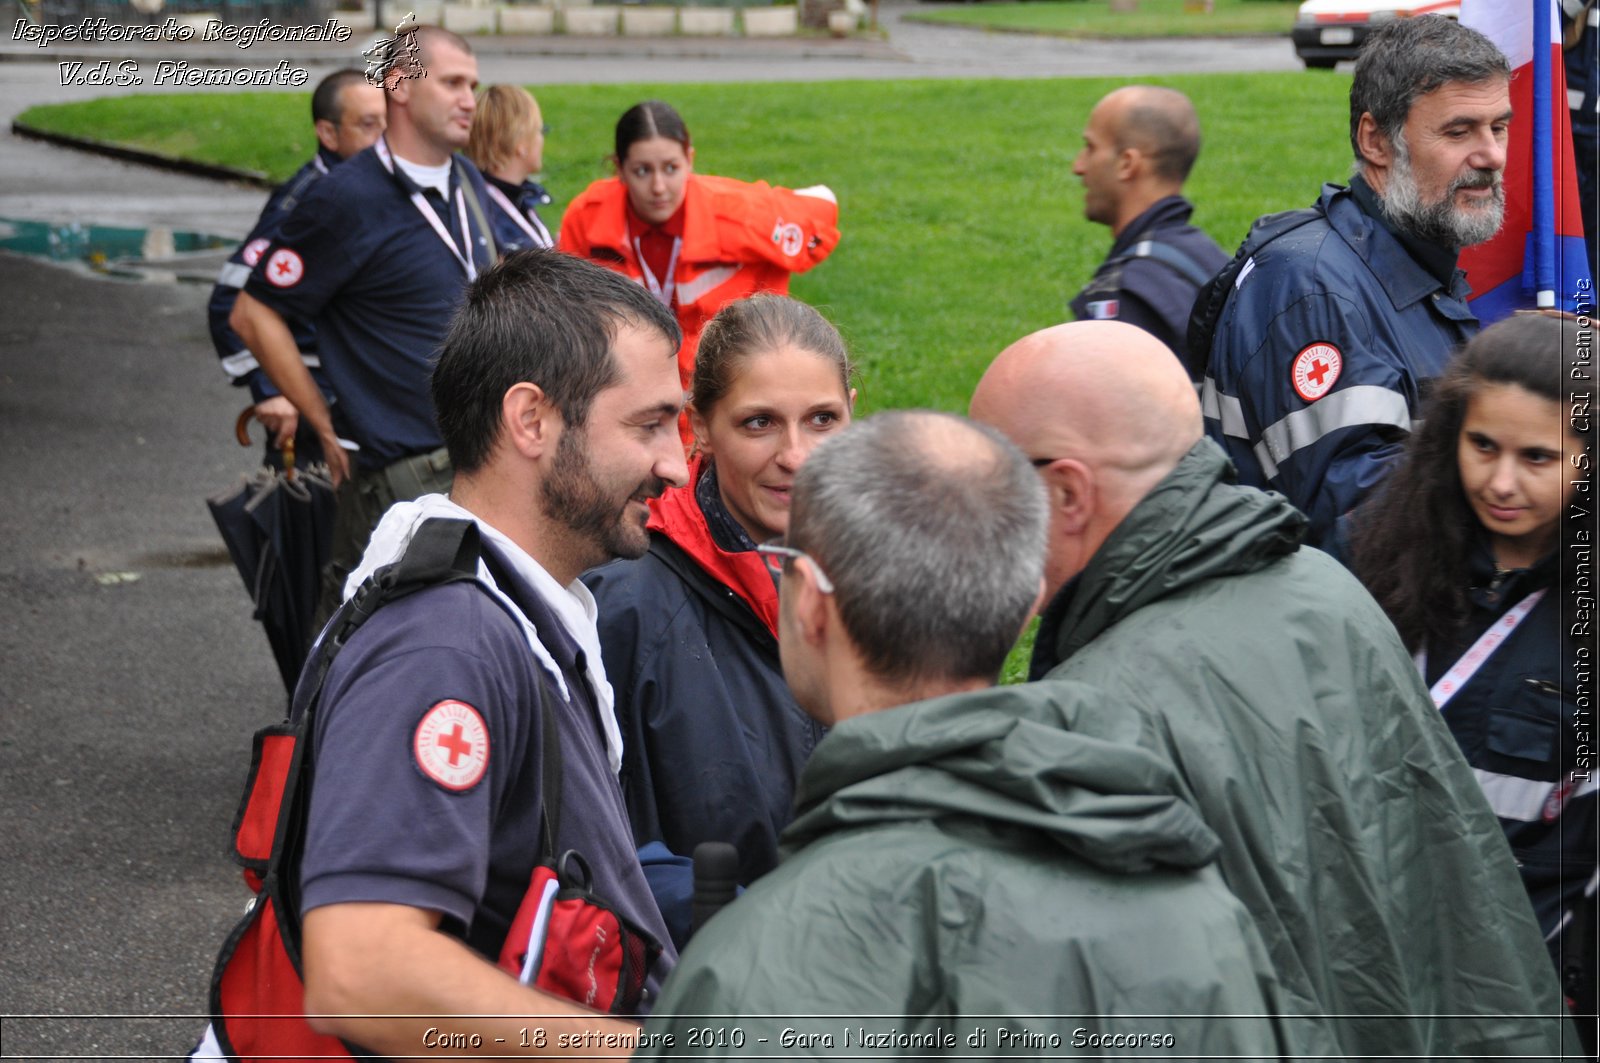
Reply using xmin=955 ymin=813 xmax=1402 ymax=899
xmin=460 ymin=174 xmax=501 ymax=266
xmin=476 ymin=545 xmax=564 ymax=857
xmin=209 ymin=517 xmax=489 ymax=1063
xmin=1114 ymin=237 xmax=1217 ymax=288
xmin=292 ymin=518 xmax=482 ymax=722
xmin=1186 ymin=207 xmax=1325 ymax=381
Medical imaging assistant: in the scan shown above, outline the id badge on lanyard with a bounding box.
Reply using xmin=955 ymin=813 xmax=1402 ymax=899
xmin=375 ymin=137 xmax=478 ymax=281
xmin=1418 ymin=588 xmax=1547 ymax=711
xmin=633 ymin=234 xmax=680 ymax=307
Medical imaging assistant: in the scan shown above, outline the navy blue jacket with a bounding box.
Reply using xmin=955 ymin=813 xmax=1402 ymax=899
xmin=1201 ymin=181 xmax=1478 ymax=548
xmin=1070 ymin=195 xmax=1229 ymax=369
xmin=208 ymin=148 xmax=336 ymax=403
xmin=484 ymin=174 xmax=554 ymax=254
xmin=583 ymin=468 xmax=825 ymax=892
xmin=1423 ymin=540 xmax=1596 ymax=1006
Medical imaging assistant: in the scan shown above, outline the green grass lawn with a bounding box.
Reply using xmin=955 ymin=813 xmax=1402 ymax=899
xmin=905 ymin=0 xmax=1299 ymax=39
xmin=17 ymin=72 xmax=1350 ymax=416
xmin=19 ymin=75 xmax=1352 ymax=678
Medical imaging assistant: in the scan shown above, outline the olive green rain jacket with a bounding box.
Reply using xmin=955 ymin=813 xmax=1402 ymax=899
xmin=1031 ymin=439 xmax=1577 ymax=1059
xmin=645 ymin=680 xmax=1339 ymax=1057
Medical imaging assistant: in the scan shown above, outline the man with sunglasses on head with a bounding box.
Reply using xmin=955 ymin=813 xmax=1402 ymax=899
xmin=642 ymin=410 xmax=1328 ymax=1056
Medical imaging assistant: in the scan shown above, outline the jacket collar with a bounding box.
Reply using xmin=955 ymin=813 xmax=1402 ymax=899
xmin=486 ymin=173 xmax=551 ymax=208
xmin=781 ymin=682 xmax=1222 ymax=874
xmin=1108 ymin=195 xmax=1196 ymax=257
xmin=1030 ymin=439 xmax=1306 ymax=678
xmin=578 ymin=175 xmax=719 ymax=260
xmin=647 ymin=457 xmax=780 ymax=637
xmin=1324 ymin=181 xmax=1474 ymax=318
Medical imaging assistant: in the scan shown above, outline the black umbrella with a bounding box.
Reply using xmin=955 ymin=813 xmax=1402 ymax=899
xmin=208 ymin=408 xmax=337 ymax=694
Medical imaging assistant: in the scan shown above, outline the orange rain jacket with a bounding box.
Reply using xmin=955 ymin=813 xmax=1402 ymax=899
xmin=558 ymin=174 xmax=840 ymax=388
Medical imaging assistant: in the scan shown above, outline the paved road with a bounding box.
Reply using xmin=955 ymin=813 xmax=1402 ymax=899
xmin=0 ymin=8 xmax=1299 ymax=1057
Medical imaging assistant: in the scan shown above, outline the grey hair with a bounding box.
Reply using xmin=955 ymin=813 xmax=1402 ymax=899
xmin=1349 ymin=17 xmax=1508 ymax=170
xmin=787 ymin=410 xmax=1047 ymax=686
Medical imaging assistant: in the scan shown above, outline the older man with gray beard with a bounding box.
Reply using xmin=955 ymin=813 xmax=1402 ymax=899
xmin=1192 ymin=16 xmax=1510 ymax=548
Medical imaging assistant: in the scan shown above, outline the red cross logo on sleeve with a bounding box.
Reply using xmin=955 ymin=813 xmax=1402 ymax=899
xmin=413 ymin=700 xmax=490 ymax=791
xmin=1291 ymin=342 xmax=1343 ymax=402
xmin=264 ymin=248 xmax=304 ymax=289
xmin=241 ymin=238 xmax=271 ymax=267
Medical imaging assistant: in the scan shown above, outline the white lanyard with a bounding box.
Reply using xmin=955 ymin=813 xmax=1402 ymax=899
xmin=632 ymin=234 xmax=680 ymax=307
xmin=484 ymin=184 xmax=552 ymax=249
xmin=374 ymin=138 xmax=477 ymax=280
xmin=1419 ymin=588 xmax=1547 ymax=711
xmin=312 ymin=155 xmax=329 ymax=175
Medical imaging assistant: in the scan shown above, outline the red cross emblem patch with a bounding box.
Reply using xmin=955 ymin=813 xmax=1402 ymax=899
xmin=264 ymin=248 xmax=304 ymax=288
xmin=241 ymin=238 xmax=271 ymax=267
xmin=771 ymin=220 xmax=804 ymax=258
xmin=413 ymin=699 xmax=490 ymax=792
xmin=1291 ymin=342 xmax=1342 ymax=402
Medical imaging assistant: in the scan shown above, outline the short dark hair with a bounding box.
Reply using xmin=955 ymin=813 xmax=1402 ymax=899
xmin=787 ymin=411 xmax=1047 ymax=686
xmin=431 ymin=249 xmax=682 ymax=475
xmin=311 ymin=68 xmax=369 ymax=126
xmin=614 ymin=100 xmax=691 ymax=164
xmin=1349 ymin=17 xmax=1508 ymax=165
xmin=692 ymin=295 xmax=853 ymax=416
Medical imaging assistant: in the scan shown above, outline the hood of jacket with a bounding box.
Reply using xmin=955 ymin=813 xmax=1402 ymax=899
xmin=1033 ymin=440 xmax=1306 ymax=676
xmin=782 ymin=680 xmax=1221 ymax=875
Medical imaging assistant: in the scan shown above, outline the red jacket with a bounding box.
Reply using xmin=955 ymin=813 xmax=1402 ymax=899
xmin=558 ymin=173 xmax=840 ymax=388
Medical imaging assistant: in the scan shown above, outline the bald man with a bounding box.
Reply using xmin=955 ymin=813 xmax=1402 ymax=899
xmin=971 ymin=321 xmax=1573 ymax=1060
xmin=1067 ymin=86 xmax=1227 ymax=373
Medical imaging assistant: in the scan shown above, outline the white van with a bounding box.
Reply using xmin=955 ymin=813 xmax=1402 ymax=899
xmin=1291 ymin=0 xmax=1459 ymax=68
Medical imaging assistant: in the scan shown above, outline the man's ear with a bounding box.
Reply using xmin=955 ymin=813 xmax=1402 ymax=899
xmin=501 ymin=382 xmax=556 ymax=460
xmin=1024 ymin=574 xmax=1049 ymax=626
xmin=384 ymin=69 xmax=411 ymax=101
xmin=1355 ymin=113 xmax=1394 ymax=170
xmin=313 ymin=119 xmax=340 ymax=154
xmin=1043 ymin=458 xmax=1096 ymax=536
xmin=1114 ymin=146 xmax=1142 ymax=183
xmin=789 ymin=560 xmax=832 ymax=648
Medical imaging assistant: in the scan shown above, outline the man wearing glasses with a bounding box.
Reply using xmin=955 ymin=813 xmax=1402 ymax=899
xmin=206 ymin=67 xmax=386 ymax=459
xmin=643 ymin=410 xmax=1322 ymax=1056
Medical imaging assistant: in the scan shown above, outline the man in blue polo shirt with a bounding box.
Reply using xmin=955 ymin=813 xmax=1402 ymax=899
xmin=295 ymin=250 xmax=686 ymax=1055
xmin=231 ymin=26 xmax=496 ymax=622
xmin=207 ymin=67 xmax=385 ymax=456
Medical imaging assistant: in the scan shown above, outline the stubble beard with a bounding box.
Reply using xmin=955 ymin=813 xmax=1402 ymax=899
xmin=540 ymin=426 xmax=661 ymax=565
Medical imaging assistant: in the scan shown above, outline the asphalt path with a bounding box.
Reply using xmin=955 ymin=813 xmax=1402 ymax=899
xmin=0 ymin=8 xmax=1298 ymax=1058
